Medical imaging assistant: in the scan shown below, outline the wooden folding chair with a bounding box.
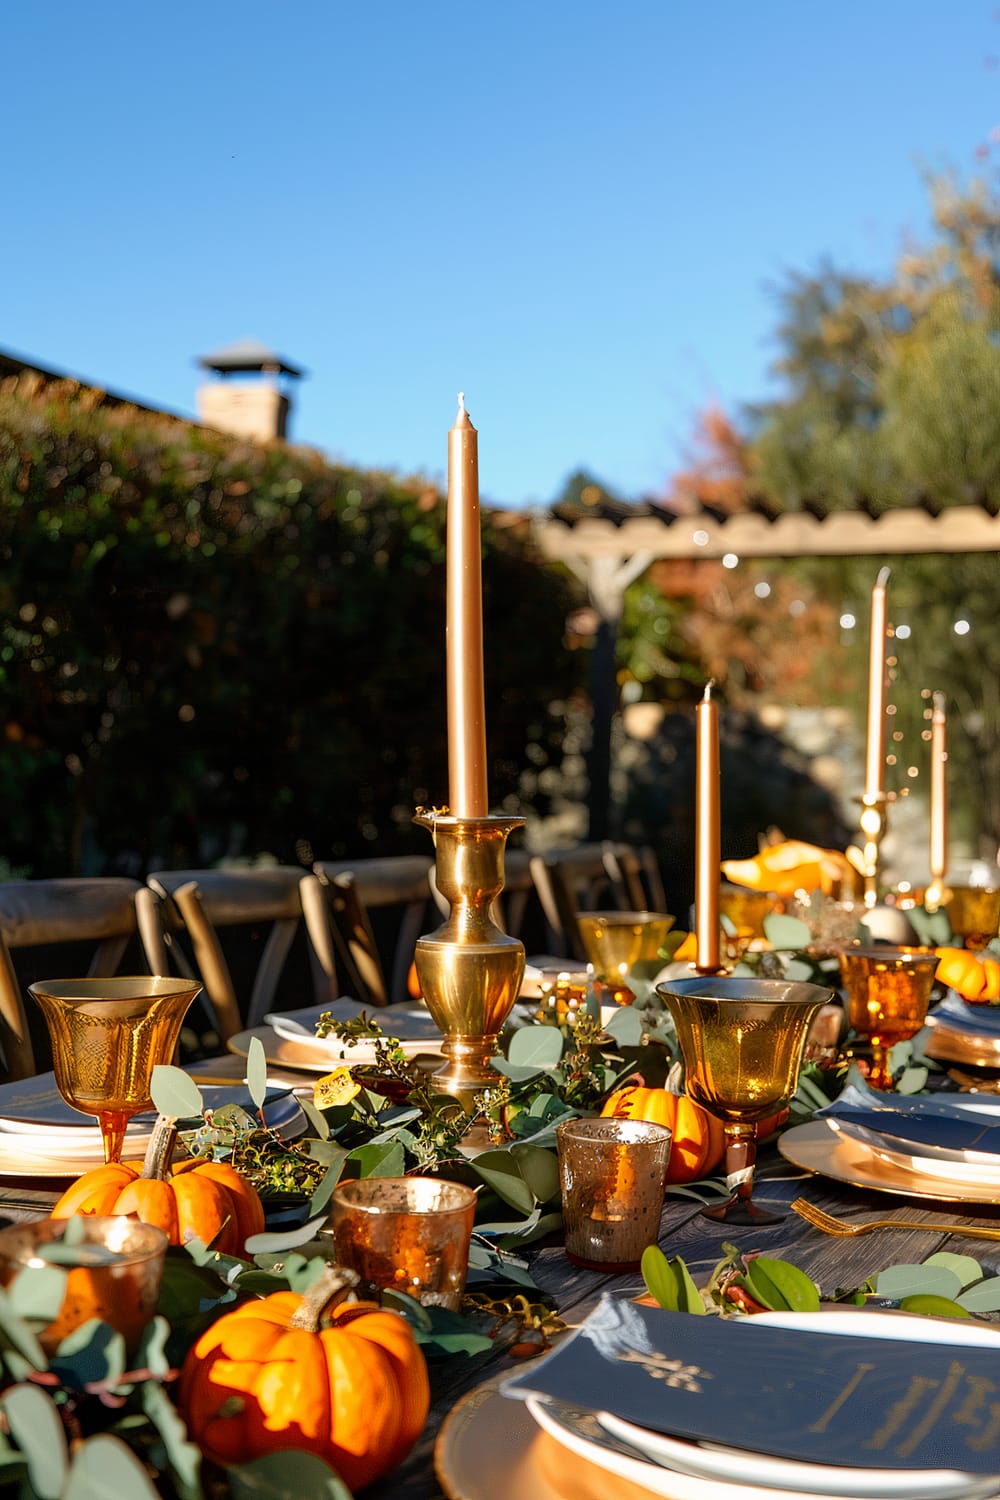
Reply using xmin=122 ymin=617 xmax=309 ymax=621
xmin=0 ymin=877 xmax=147 ymax=1080
xmin=141 ymin=866 xmax=318 ymax=1040
xmin=302 ymin=856 xmax=434 ymax=1007
xmin=527 ymin=842 xmax=636 ymax=960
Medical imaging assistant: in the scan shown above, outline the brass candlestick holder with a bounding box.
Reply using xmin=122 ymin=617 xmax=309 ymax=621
xmin=413 ymin=810 xmax=526 ymax=1108
xmin=857 ymin=792 xmax=890 ymax=909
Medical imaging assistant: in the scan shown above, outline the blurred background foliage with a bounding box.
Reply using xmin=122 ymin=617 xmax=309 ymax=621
xmin=0 ymin=377 xmax=584 ymax=876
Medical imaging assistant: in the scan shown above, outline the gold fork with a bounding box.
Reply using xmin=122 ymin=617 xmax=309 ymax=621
xmin=791 ymin=1198 xmax=1000 ymax=1242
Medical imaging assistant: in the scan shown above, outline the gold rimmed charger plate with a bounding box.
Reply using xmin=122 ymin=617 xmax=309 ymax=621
xmin=778 ymin=1120 xmax=1000 ymax=1204
xmin=923 ymin=1024 xmax=1000 ymax=1069
xmin=435 ymin=1366 xmax=666 ymax=1500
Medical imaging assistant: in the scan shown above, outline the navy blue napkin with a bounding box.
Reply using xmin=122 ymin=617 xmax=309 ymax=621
xmin=504 ymin=1295 xmax=1000 ymax=1474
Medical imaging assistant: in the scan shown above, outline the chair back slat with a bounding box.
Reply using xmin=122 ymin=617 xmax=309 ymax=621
xmin=0 ymin=877 xmax=144 ymax=1081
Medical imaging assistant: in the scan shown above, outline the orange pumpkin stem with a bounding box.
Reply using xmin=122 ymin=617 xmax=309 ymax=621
xmin=288 ymin=1265 xmax=360 ymax=1332
xmin=140 ymin=1114 xmax=180 ymax=1181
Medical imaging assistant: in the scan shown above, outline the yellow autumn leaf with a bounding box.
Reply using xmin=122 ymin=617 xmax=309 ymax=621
xmin=313 ymin=1067 xmax=361 ymax=1109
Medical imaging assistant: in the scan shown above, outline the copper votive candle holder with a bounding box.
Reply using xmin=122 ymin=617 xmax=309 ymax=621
xmin=556 ymin=1117 xmax=671 ymax=1272
xmin=328 ymin=1176 xmax=477 ymax=1311
xmin=0 ymin=1215 xmax=168 ymax=1355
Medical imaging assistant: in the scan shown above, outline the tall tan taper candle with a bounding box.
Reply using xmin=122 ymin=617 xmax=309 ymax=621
xmin=929 ymin=690 xmax=948 ymax=888
xmin=863 ymin=567 xmax=891 ymax=800
xmin=695 ymin=682 xmax=722 ymax=972
xmin=446 ymin=394 xmax=488 ymax=817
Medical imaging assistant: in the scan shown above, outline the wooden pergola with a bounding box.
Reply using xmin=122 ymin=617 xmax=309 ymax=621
xmin=529 ymin=497 xmax=1000 ymax=840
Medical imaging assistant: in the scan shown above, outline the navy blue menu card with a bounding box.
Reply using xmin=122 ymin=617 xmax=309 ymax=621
xmin=503 ymin=1295 xmax=1000 ymax=1473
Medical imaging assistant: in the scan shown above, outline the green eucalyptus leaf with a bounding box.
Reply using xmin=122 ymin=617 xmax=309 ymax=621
xmin=496 ymin=1209 xmax=563 ymax=1249
xmin=782 ymin=958 xmax=815 ymax=982
xmin=475 ymin=1207 xmax=542 ymax=1237
xmin=469 ymin=1150 xmax=535 ymax=1216
xmin=141 ymin=1380 xmax=204 ymax=1500
xmin=907 ymin=906 xmax=953 ymax=946
xmin=133 ymin=1315 xmax=173 ymax=1379
xmin=63 ymin=1433 xmax=163 ymax=1500
xmin=603 ymin=1005 xmax=646 ymax=1046
xmin=9 ymin=1263 xmax=68 ymax=1324
xmin=763 ymin=913 xmax=812 ymax=949
xmin=720 ymin=914 xmax=738 ymax=936
xmin=2 ymin=1383 xmax=67 ymax=1499
xmin=308 ymin=1157 xmax=347 ymax=1220
xmin=380 ymin=1287 xmax=434 ymax=1330
xmin=228 ymin=1449 xmax=353 ymax=1500
xmin=924 ymin=1252 xmax=983 ymax=1288
xmin=151 ymin=1065 xmax=204 ymax=1120
xmin=50 ymin=1317 xmax=128 ymax=1388
xmin=61 ymin=1216 xmax=87 ymax=1247
xmin=297 ymin=1095 xmax=330 ymax=1140
xmin=896 ymin=1065 xmax=929 ymax=1095
xmin=348 ymin=1138 xmax=406 ymax=1177
xmin=744 ymin=1257 xmax=821 ymax=1313
xmin=897 ymin=1293 xmax=971 ymax=1319
xmin=956 ymin=1279 xmax=1000 ymax=1313
xmin=508 ymin=1025 xmax=565 ymax=1068
xmin=305 ymin=1139 xmax=352 ymax=1168
xmin=0 ymin=1282 xmax=51 ymax=1369
xmin=876 ymin=1264 xmax=963 ymax=1301
xmin=246 ymin=1037 xmax=269 ymax=1111
xmin=489 ymin=1057 xmax=547 ymax=1083
xmin=244 ymin=1215 xmax=330 ymax=1257
xmin=509 ymin=1143 xmax=560 ymax=1205
xmin=663 ymin=1177 xmax=729 ymax=1202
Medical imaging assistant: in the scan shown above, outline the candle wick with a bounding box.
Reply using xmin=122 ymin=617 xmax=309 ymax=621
xmin=702 ymin=680 xmax=715 ymax=702
xmin=457 ymin=391 xmax=466 ymax=414
xmin=876 ymin=565 xmax=891 ymax=588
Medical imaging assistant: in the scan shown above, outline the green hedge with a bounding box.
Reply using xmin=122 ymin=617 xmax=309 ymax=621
xmin=0 ymin=374 xmax=583 ymax=876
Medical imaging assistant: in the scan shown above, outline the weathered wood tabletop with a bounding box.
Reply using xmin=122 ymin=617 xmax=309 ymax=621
xmin=4 ymin=1123 xmax=1000 ymax=1498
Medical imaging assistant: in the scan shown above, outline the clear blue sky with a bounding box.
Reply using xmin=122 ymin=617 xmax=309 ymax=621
xmin=5 ymin=1 xmax=998 ymax=509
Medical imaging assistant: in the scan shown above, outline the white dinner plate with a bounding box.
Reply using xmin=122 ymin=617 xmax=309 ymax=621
xmin=828 ymin=1118 xmax=1000 ymax=1185
xmin=527 ymin=1397 xmax=894 ymax=1500
xmin=597 ymin=1312 xmax=1000 ymax=1500
xmin=265 ymin=1018 xmax=434 ymax=1060
xmin=778 ymin=1120 xmax=1000 ymax=1204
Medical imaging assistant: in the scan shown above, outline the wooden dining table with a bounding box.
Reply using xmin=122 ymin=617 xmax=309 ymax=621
xmin=3 ymin=1104 xmax=1000 ymax=1500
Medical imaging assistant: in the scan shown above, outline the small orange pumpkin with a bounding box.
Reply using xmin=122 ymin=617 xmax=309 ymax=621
xmin=51 ymin=1116 xmax=265 ymax=1258
xmin=178 ymin=1266 xmax=430 ymax=1491
xmin=601 ymin=1086 xmax=726 ymax=1182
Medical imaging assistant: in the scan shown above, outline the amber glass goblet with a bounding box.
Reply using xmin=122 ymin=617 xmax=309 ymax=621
xmin=838 ymin=946 xmax=939 ymax=1090
xmin=656 ymin=976 xmax=832 ymax=1225
xmin=942 ymin=886 xmax=1000 ymax=952
xmin=28 ymin=977 xmax=202 ymax=1163
xmin=576 ymin=911 xmax=675 ymax=992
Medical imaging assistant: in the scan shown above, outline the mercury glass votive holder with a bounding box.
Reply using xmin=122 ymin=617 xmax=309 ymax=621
xmin=0 ymin=1215 xmax=168 ymax=1355
xmin=556 ymin=1117 xmax=671 ymax=1272
xmin=328 ymin=1176 xmax=477 ymax=1310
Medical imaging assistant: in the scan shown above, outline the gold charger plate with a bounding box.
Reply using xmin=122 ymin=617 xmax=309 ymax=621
xmin=924 ymin=1023 xmax=1000 ymax=1069
xmin=435 ymin=1367 xmax=665 ymax=1500
xmin=778 ymin=1120 xmax=1000 ymax=1204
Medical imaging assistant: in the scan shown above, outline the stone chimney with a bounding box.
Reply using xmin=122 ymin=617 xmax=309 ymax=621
xmin=196 ymin=338 xmax=304 ymax=442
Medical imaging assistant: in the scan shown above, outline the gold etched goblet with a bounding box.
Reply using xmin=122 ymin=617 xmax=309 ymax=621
xmin=656 ymin=976 xmax=832 ymax=1225
xmin=838 ymin=946 xmax=939 ymax=1090
xmin=576 ymin=911 xmax=675 ymax=999
xmin=28 ymin=977 xmax=202 ymax=1163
